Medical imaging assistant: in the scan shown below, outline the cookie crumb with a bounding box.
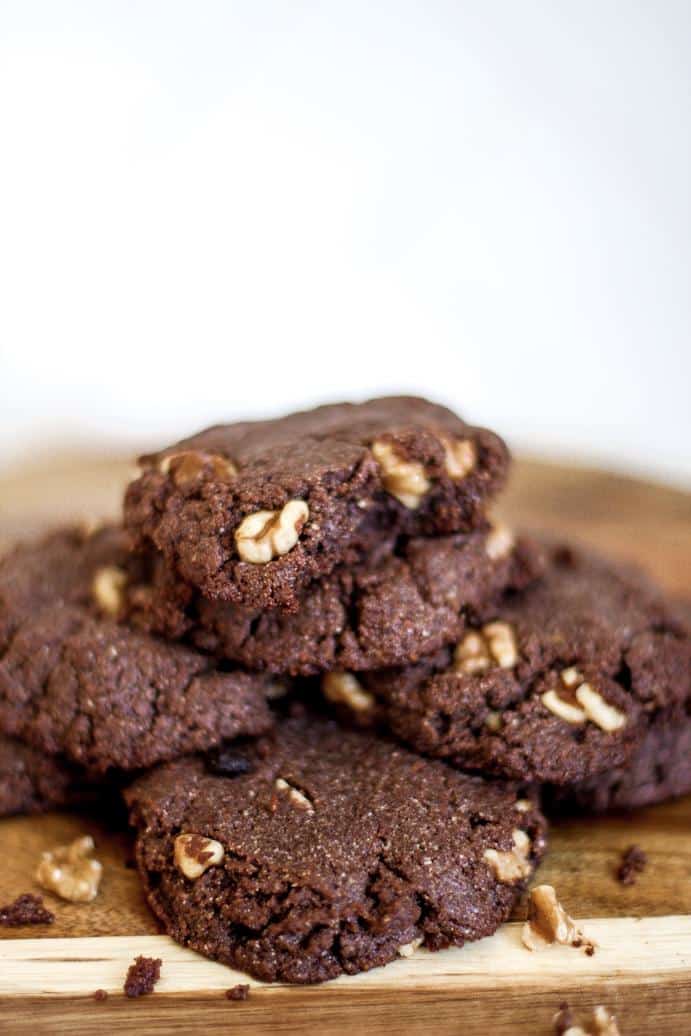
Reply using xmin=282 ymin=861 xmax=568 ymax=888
xmin=123 ymin=955 xmax=162 ymax=998
xmin=225 ymin=983 xmax=250 ymax=1001
xmin=0 ymin=893 xmax=55 ymax=927
xmin=617 ymin=845 xmax=647 ymax=886
xmin=93 ymin=989 xmax=108 ymax=1002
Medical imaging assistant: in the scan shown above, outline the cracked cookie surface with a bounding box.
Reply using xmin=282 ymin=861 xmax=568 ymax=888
xmin=0 ymin=527 xmax=275 ymax=774
xmin=124 ymin=396 xmax=509 ymax=611
xmin=125 ymin=530 xmax=541 ymax=676
xmin=355 ymin=543 xmax=691 ymax=784
xmin=125 ymin=712 xmax=546 ymax=984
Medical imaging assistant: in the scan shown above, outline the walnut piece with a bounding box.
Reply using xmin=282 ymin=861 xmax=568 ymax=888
xmin=485 ymin=710 xmax=502 ymax=732
xmin=235 ymin=500 xmax=309 ymax=564
xmin=440 ymin=436 xmax=476 ymax=480
xmin=542 ymin=668 xmax=627 ymax=733
xmin=371 ymin=440 xmax=430 ymax=509
xmin=322 ymin=672 xmax=375 ymax=712
xmin=541 ymin=689 xmax=587 ymax=725
xmin=92 ymin=565 xmax=127 ymax=617
xmin=397 ymin=937 xmax=423 ymax=958
xmin=485 ymin=522 xmax=515 ymax=561
xmin=484 ymin=828 xmax=532 ymax=883
xmin=521 ymin=884 xmax=594 ymax=953
xmin=454 ymin=621 xmax=518 ymax=674
xmin=275 ymin=778 xmax=314 ymax=813
xmin=574 ymin=683 xmax=627 ymax=733
xmin=174 ymin=833 xmax=225 ymax=880
xmin=591 ymin=1005 xmax=621 ymax=1036
xmin=159 ymin=450 xmax=237 ymax=486
xmin=35 ymin=835 xmax=103 ymax=903
xmin=552 ymin=1004 xmax=620 ymax=1036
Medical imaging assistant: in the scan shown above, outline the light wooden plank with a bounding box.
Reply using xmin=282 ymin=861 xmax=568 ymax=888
xmin=2 ymin=916 xmax=691 ymax=998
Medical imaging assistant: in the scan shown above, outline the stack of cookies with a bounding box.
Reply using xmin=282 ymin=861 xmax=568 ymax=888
xmin=1 ymin=397 xmax=689 ymax=985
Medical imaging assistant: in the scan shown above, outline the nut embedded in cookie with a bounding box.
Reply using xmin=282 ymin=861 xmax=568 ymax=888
xmin=541 ymin=668 xmax=627 ymax=733
xmin=92 ymin=565 xmax=128 ymax=617
xmin=322 ymin=672 xmax=376 ymax=713
xmin=454 ymin=621 xmax=518 ymax=674
xmin=371 ymin=440 xmax=430 ymax=509
xmin=440 ymin=436 xmax=476 ymax=480
xmin=159 ymin=450 xmax=237 ymax=486
xmin=235 ymin=500 xmax=309 ymax=564
xmin=483 ymin=828 xmax=533 ymax=883
xmin=174 ymin=833 xmax=225 ymax=879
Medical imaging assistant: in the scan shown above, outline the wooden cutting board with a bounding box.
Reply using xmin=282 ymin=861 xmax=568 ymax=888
xmin=0 ymin=455 xmax=690 ymax=1035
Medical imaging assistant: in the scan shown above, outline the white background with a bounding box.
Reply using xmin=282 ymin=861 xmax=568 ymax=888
xmin=1 ymin=1 xmax=689 ymax=486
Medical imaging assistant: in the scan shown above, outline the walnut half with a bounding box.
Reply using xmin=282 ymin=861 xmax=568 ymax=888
xmin=235 ymin=500 xmax=309 ymax=564
xmin=35 ymin=835 xmax=103 ymax=903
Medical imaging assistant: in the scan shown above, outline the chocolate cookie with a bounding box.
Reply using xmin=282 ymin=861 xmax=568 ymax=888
xmin=126 ymin=527 xmax=541 ymax=676
xmin=124 ymin=397 xmax=509 ymax=611
xmin=0 ymin=734 xmax=90 ymax=817
xmin=332 ymin=543 xmax=691 ymax=785
xmin=0 ymin=527 xmax=275 ymax=775
xmin=548 ymin=701 xmax=691 ymax=813
xmin=126 ymin=713 xmax=546 ymax=984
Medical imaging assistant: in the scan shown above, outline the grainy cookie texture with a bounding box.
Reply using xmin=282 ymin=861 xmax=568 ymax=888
xmin=126 ymin=714 xmax=546 ymax=984
xmin=124 ymin=396 xmax=510 ymax=611
xmin=0 ymin=527 xmax=274 ymax=775
xmin=0 ymin=733 xmax=90 ymax=817
xmin=126 ymin=528 xmax=541 ymax=676
xmin=549 ymin=702 xmax=691 ymax=812
xmin=123 ymin=955 xmax=162 ymax=997
xmin=352 ymin=543 xmax=691 ymax=785
xmin=0 ymin=893 xmax=55 ymax=927
xmin=548 ymin=600 xmax=691 ymax=811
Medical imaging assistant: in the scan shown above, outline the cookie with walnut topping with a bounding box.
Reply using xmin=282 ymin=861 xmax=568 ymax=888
xmin=124 ymin=396 xmax=509 ymax=612
xmin=125 ymin=527 xmax=542 ymax=676
xmin=0 ymin=527 xmax=275 ymax=775
xmin=125 ymin=712 xmax=546 ymax=984
xmin=338 ymin=543 xmax=691 ymax=785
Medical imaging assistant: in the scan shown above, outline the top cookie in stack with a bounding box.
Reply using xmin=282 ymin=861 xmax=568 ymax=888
xmin=123 ymin=397 xmax=512 ymax=612
xmin=123 ymin=396 xmax=540 ymax=672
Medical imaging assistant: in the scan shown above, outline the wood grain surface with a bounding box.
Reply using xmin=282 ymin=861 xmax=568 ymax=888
xmin=0 ymin=454 xmax=690 ymax=1035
